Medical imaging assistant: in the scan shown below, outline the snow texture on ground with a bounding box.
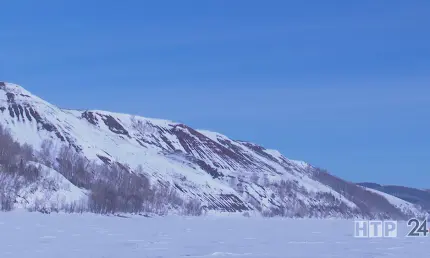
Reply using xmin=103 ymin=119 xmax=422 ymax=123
xmin=0 ymin=211 xmax=426 ymax=258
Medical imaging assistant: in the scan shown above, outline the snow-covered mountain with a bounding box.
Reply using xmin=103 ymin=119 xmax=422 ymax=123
xmin=0 ymin=82 xmax=427 ymax=219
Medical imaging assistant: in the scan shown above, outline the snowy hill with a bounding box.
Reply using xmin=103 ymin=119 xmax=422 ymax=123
xmin=358 ymin=182 xmax=430 ymax=211
xmin=0 ymin=81 xmax=427 ymax=219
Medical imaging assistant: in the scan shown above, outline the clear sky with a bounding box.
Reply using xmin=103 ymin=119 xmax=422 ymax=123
xmin=1 ymin=1 xmax=429 ymax=188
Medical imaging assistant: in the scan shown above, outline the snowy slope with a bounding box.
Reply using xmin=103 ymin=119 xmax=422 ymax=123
xmin=362 ymin=187 xmax=426 ymax=218
xmin=14 ymin=162 xmax=88 ymax=212
xmin=0 ymin=82 xmax=427 ymax=218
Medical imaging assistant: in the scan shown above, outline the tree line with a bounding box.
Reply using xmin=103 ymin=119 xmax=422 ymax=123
xmin=0 ymin=123 xmax=202 ymax=215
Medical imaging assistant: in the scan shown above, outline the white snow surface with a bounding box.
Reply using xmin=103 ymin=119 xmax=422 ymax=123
xmin=0 ymin=211 xmax=428 ymax=258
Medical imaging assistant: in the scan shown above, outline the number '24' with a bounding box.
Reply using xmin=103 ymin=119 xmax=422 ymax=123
xmin=407 ymin=218 xmax=429 ymax=237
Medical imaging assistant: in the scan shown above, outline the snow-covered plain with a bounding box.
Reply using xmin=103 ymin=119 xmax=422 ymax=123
xmin=0 ymin=212 xmax=426 ymax=258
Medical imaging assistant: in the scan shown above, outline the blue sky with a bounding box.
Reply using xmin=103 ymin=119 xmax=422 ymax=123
xmin=1 ymin=1 xmax=429 ymax=187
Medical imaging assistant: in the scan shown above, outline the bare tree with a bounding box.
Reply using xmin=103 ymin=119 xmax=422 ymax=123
xmin=39 ymin=139 xmax=54 ymax=166
xmin=262 ymin=174 xmax=270 ymax=186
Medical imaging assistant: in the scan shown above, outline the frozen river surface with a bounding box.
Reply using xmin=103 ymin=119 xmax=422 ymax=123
xmin=0 ymin=211 xmax=426 ymax=258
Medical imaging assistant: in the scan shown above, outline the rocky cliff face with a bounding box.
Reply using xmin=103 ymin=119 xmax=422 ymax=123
xmin=0 ymin=82 xmax=427 ymax=218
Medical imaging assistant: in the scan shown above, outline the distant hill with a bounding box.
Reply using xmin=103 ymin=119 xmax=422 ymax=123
xmin=358 ymin=183 xmax=430 ymax=211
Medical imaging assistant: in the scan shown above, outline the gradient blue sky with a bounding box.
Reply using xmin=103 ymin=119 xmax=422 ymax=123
xmin=1 ymin=1 xmax=429 ymax=187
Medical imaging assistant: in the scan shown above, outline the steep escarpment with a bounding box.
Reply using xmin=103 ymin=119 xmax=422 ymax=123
xmin=0 ymin=82 xmax=427 ymax=218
